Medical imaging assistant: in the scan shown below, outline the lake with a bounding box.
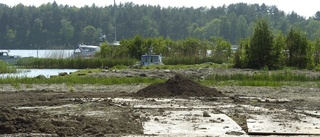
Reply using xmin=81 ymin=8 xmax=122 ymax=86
xmin=0 ymin=49 xmax=74 ymax=58
xmin=0 ymin=69 xmax=79 ymax=78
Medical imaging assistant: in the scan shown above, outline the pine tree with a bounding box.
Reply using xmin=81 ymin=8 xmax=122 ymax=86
xmin=247 ymin=19 xmax=274 ymax=69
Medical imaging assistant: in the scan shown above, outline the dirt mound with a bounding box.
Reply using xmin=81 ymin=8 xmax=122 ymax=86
xmin=0 ymin=107 xmax=142 ymax=136
xmin=136 ymin=74 xmax=224 ymax=97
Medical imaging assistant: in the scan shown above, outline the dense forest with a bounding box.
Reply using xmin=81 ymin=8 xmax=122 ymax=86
xmin=1 ymin=1 xmax=320 ymax=49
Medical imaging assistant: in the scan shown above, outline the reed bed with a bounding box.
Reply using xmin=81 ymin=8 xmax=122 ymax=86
xmin=163 ymin=56 xmax=224 ymax=65
xmin=17 ymin=58 xmax=137 ymax=69
xmin=0 ymin=61 xmax=17 ymax=73
xmin=206 ymin=72 xmax=320 ymax=81
xmin=205 ymin=70 xmax=320 ymax=86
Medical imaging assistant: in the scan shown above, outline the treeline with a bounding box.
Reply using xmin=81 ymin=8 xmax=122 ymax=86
xmin=98 ymin=35 xmax=232 ymax=64
xmin=234 ymin=19 xmax=320 ymax=70
xmin=97 ymin=20 xmax=320 ymax=70
xmin=1 ymin=1 xmax=320 ymax=49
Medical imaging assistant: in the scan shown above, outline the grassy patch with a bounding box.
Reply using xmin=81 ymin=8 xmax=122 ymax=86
xmin=206 ymin=71 xmax=320 ymax=82
xmin=163 ymin=56 xmax=226 ymax=65
xmin=141 ymin=63 xmax=231 ymax=70
xmin=0 ymin=75 xmax=165 ymax=85
xmin=203 ymin=70 xmax=320 ymax=86
xmin=0 ymin=61 xmax=17 ymax=73
xmin=17 ymin=58 xmax=137 ymax=69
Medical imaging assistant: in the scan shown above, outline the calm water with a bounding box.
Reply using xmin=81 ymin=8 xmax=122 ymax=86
xmin=0 ymin=69 xmax=78 ymax=78
xmin=0 ymin=49 xmax=74 ymax=58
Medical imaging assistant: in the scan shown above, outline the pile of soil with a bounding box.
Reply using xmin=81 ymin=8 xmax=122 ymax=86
xmin=0 ymin=107 xmax=143 ymax=136
xmin=136 ymin=74 xmax=225 ymax=97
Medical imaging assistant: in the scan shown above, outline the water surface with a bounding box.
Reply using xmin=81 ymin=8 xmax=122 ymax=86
xmin=0 ymin=49 xmax=74 ymax=58
xmin=0 ymin=69 xmax=78 ymax=78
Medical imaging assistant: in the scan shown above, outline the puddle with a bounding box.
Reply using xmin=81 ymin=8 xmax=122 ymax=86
xmin=0 ymin=69 xmax=78 ymax=78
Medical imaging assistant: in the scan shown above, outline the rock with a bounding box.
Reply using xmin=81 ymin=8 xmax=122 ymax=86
xmin=58 ymin=72 xmax=68 ymax=76
xmin=139 ymin=73 xmax=147 ymax=77
xmin=35 ymin=75 xmax=46 ymax=79
xmin=203 ymin=111 xmax=211 ymax=117
xmin=225 ymin=131 xmax=244 ymax=135
xmin=164 ymin=69 xmax=171 ymax=73
xmin=101 ymin=70 xmax=108 ymax=73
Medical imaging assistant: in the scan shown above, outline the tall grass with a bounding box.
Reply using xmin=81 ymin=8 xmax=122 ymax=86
xmin=206 ymin=72 xmax=319 ymax=81
xmin=17 ymin=58 xmax=137 ymax=69
xmin=141 ymin=63 xmax=231 ymax=70
xmin=205 ymin=70 xmax=320 ymax=86
xmin=0 ymin=61 xmax=17 ymax=73
xmin=163 ymin=56 xmax=225 ymax=65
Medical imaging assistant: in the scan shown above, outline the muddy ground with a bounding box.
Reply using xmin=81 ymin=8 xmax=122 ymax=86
xmin=0 ymin=68 xmax=320 ymax=136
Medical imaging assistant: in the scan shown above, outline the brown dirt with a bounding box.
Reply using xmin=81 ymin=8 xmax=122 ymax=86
xmin=0 ymin=107 xmax=142 ymax=136
xmin=135 ymin=74 xmax=225 ymax=98
xmin=0 ymin=91 xmax=142 ymax=136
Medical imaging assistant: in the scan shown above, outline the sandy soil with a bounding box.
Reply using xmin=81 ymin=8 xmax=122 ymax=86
xmin=0 ymin=68 xmax=319 ymax=136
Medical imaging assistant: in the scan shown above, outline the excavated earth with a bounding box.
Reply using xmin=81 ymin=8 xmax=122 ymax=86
xmin=135 ymin=74 xmax=225 ymax=98
xmin=0 ymin=67 xmax=319 ymax=136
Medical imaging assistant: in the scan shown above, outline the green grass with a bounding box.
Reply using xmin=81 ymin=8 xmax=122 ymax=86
xmin=2 ymin=62 xmax=319 ymax=87
xmin=0 ymin=75 xmax=165 ymax=85
xmin=163 ymin=56 xmax=226 ymax=65
xmin=0 ymin=61 xmax=17 ymax=73
xmin=141 ymin=63 xmax=231 ymax=70
xmin=203 ymin=70 xmax=320 ymax=86
xmin=17 ymin=58 xmax=137 ymax=69
xmin=206 ymin=72 xmax=320 ymax=82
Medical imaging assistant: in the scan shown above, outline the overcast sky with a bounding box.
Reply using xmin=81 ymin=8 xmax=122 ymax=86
xmin=0 ymin=0 xmax=319 ymax=18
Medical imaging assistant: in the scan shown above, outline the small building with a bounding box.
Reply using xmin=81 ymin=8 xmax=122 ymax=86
xmin=140 ymin=46 xmax=163 ymax=66
xmin=70 ymin=44 xmax=100 ymax=58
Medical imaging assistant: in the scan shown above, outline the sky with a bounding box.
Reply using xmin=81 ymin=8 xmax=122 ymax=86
xmin=0 ymin=0 xmax=319 ymax=18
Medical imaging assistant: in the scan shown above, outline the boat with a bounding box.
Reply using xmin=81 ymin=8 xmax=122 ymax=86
xmin=70 ymin=44 xmax=100 ymax=58
xmin=0 ymin=50 xmax=21 ymax=65
xmin=140 ymin=46 xmax=163 ymax=66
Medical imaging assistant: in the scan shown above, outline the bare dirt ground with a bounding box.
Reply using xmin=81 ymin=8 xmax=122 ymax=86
xmin=0 ymin=68 xmax=320 ymax=136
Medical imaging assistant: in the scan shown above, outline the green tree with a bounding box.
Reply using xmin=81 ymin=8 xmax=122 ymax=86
xmin=236 ymin=15 xmax=248 ymax=42
xmin=286 ymin=28 xmax=309 ymax=68
xmin=234 ymin=38 xmax=250 ymax=68
xmin=181 ymin=37 xmax=202 ymax=57
xmin=96 ymin=42 xmax=110 ymax=58
xmin=247 ymin=19 xmax=274 ymax=69
xmin=219 ymin=16 xmax=231 ymax=39
xmin=272 ymin=32 xmax=286 ymax=68
xmin=139 ymin=16 xmax=159 ymax=37
xmin=5 ymin=27 xmax=16 ymax=46
xmin=124 ymin=35 xmax=144 ymax=59
xmin=203 ymin=19 xmax=221 ymax=39
xmin=315 ymin=39 xmax=320 ymax=65
xmin=305 ymin=19 xmax=320 ymax=40
xmin=81 ymin=25 xmax=99 ymax=45
xmin=60 ymin=19 xmax=75 ymax=45
xmin=210 ymin=36 xmax=232 ymax=62
xmin=28 ymin=18 xmax=44 ymax=47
